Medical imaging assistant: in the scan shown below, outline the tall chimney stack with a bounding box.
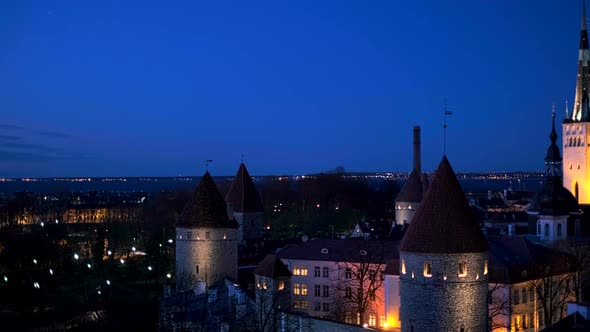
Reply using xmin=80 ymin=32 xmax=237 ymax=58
xmin=413 ymin=126 xmax=421 ymax=173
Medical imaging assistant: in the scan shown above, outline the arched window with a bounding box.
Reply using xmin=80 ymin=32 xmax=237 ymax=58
xmin=544 ymin=223 xmax=550 ymax=237
xmin=557 ymin=223 xmax=563 ymax=237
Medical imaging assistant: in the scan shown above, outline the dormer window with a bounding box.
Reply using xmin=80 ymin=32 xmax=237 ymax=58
xmin=423 ymin=262 xmax=432 ymax=277
xmin=458 ymin=262 xmax=467 ymax=277
xmin=321 ymin=248 xmax=329 ymax=254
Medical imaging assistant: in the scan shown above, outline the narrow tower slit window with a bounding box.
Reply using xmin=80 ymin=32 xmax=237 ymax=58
xmin=458 ymin=262 xmax=467 ymax=277
xmin=401 ymin=260 xmax=406 ymax=275
xmin=484 ymin=260 xmax=488 ymax=275
xmin=423 ymin=262 xmax=432 ymax=277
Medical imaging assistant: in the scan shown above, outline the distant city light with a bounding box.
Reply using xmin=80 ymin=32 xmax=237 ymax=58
xmin=3 ymin=276 xmax=7 ymax=282
xmin=120 ymin=259 xmax=125 ymax=264
xmin=363 ymin=323 xmax=368 ymax=328
xmin=74 ymin=253 xmax=79 ymax=260
xmin=107 ymin=250 xmax=112 ymax=256
xmin=168 ymin=239 xmax=173 ymax=243
xmin=131 ymin=246 xmax=136 ymax=252
xmin=148 ymin=266 xmax=153 ymax=271
xmin=159 ymin=244 xmax=162 ymax=247
xmin=55 ymin=219 xmax=59 ymax=224
xmin=33 ymin=282 xmax=40 ymax=289
xmin=40 ymin=222 xmax=44 ymax=227
xmin=33 ymin=259 xmax=37 ymax=264
xmin=49 ymin=269 xmax=53 ymax=275
xmin=97 ymin=290 xmax=101 ymax=295
xmin=316 ymin=204 xmax=320 ymax=208
xmin=166 ymin=273 xmax=171 ymax=278
xmin=106 ymin=280 xmax=111 ymax=285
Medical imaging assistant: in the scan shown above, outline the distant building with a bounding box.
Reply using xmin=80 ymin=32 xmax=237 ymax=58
xmin=394 ymin=126 xmax=428 ymax=226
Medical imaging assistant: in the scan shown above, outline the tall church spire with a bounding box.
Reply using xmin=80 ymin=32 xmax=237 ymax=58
xmin=572 ymin=0 xmax=590 ymax=121
xmin=546 ymin=108 xmax=562 ymax=177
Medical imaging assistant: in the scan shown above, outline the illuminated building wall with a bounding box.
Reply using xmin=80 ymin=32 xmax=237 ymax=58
xmin=563 ymin=122 xmax=590 ymax=204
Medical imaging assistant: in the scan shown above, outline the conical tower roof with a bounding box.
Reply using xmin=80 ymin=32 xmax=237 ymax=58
xmin=225 ymin=163 xmax=264 ymax=213
xmin=178 ymin=171 xmax=237 ymax=228
xmin=395 ymin=169 xmax=424 ymax=203
xmin=254 ymin=254 xmax=292 ymax=278
xmin=545 ymin=111 xmax=562 ymax=163
xmin=399 ymin=156 xmax=488 ymax=254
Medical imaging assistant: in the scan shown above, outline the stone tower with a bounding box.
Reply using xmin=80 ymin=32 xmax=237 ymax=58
xmin=563 ymin=1 xmax=590 ymax=204
xmin=225 ymin=163 xmax=265 ymax=246
xmin=395 ymin=126 xmax=429 ymax=225
xmin=253 ymin=254 xmax=292 ymax=332
xmin=176 ymin=171 xmax=238 ymax=288
xmin=399 ymin=156 xmax=488 ymax=332
xmin=529 ymin=112 xmax=581 ymax=242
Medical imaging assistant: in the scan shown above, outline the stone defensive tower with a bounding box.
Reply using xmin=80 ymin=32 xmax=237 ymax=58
xmin=399 ymin=156 xmax=488 ymax=332
xmin=225 ymin=163 xmax=265 ymax=246
xmin=563 ymin=1 xmax=590 ymax=204
xmin=176 ymin=171 xmax=238 ymax=288
xmin=395 ymin=126 xmax=429 ymax=225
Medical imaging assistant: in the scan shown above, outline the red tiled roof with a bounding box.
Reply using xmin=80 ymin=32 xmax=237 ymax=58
xmin=395 ymin=169 xmax=424 ymax=203
xmin=178 ymin=172 xmax=237 ymax=228
xmin=254 ymin=254 xmax=292 ymax=278
xmin=399 ymin=156 xmax=488 ymax=253
xmin=225 ymin=163 xmax=264 ymax=213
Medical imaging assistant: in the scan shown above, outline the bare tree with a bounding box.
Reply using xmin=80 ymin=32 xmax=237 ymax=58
xmin=528 ymin=268 xmax=575 ymax=327
xmin=558 ymin=240 xmax=590 ymax=302
xmin=330 ymin=241 xmax=386 ymax=325
xmin=487 ymin=283 xmax=511 ymax=331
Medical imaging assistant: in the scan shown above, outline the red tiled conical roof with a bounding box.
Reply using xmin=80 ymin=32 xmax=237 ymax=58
xmin=395 ymin=169 xmax=424 ymax=203
xmin=178 ymin=172 xmax=237 ymax=228
xmin=254 ymin=254 xmax=292 ymax=278
xmin=225 ymin=163 xmax=264 ymax=213
xmin=399 ymin=156 xmax=488 ymax=253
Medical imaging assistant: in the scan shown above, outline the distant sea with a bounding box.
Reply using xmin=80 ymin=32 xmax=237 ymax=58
xmin=0 ymin=176 xmax=545 ymax=194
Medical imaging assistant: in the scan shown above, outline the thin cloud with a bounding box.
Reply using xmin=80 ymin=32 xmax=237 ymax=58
xmin=0 ymin=134 xmax=21 ymax=141
xmin=0 ymin=124 xmax=25 ymax=131
xmin=37 ymin=130 xmax=70 ymax=139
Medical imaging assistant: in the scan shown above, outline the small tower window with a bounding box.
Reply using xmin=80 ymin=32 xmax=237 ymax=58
xmin=278 ymin=280 xmax=285 ymax=291
xmin=423 ymin=262 xmax=432 ymax=277
xmin=196 ymin=265 xmax=199 ymax=274
xmin=557 ymin=223 xmax=563 ymax=237
xmin=401 ymin=260 xmax=406 ymax=274
xmin=458 ymin=262 xmax=467 ymax=277
xmin=484 ymin=260 xmax=488 ymax=275
xmin=187 ymin=231 xmax=192 ymax=239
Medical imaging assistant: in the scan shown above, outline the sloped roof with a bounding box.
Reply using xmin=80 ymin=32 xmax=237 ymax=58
xmin=528 ymin=177 xmax=580 ymax=216
xmin=178 ymin=172 xmax=237 ymax=228
xmin=254 ymin=254 xmax=292 ymax=278
xmin=396 ymin=169 xmax=424 ymax=203
xmin=276 ymin=239 xmax=399 ymax=264
xmin=399 ymin=156 xmax=488 ymax=254
xmin=488 ymin=235 xmax=575 ymax=284
xmin=225 ymin=163 xmax=264 ymax=213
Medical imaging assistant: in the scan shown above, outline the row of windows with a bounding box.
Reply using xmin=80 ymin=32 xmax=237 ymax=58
xmin=313 ymin=266 xmax=330 ymax=278
xmin=512 ymin=286 xmax=535 ymax=305
xmin=401 ymin=260 xmax=488 ymax=279
xmin=294 ymin=265 xmax=383 ymax=280
xmin=536 ymin=221 xmax=564 ymax=237
xmin=343 ymin=313 xmax=384 ymax=328
xmin=179 ymin=231 xmax=228 ymax=240
xmin=256 ymin=280 xmax=285 ymax=291
xmin=312 ymin=302 xmax=331 ymax=312
xmin=565 ymin=137 xmax=586 ymax=147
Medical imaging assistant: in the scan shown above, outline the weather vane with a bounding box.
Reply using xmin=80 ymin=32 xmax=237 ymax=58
xmin=443 ymin=98 xmax=453 ymax=155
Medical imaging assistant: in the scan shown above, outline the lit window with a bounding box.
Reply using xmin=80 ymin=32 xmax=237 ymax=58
xmin=294 ymin=283 xmax=301 ymax=295
xmin=484 ymin=260 xmax=488 ymax=275
xmin=423 ymin=262 xmax=432 ymax=277
xmin=401 ymin=260 xmax=406 ymax=274
xmin=345 ymin=268 xmax=352 ymax=279
xmin=278 ymin=280 xmax=285 ymax=291
xmin=458 ymin=262 xmax=467 ymax=277
xmin=293 ymin=265 xmax=308 ymax=276
xmin=262 ymin=281 xmax=267 ymax=290
xmin=301 ymin=283 xmax=307 ymax=295
xmin=369 ymin=290 xmax=376 ymax=301
xmin=369 ymin=314 xmax=377 ymax=327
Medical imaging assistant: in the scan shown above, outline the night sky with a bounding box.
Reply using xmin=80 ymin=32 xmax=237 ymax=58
xmin=0 ymin=1 xmax=583 ymax=177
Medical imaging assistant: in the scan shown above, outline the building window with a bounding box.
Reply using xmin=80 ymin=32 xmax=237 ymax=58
xmin=314 ymin=302 xmax=321 ymax=311
xmin=293 ymin=283 xmax=307 ymax=295
xmin=278 ymin=280 xmax=285 ymax=291
xmin=557 ymin=223 xmax=563 ymax=236
xmin=529 ymin=287 xmax=534 ymax=302
xmin=369 ymin=269 xmax=376 ymax=281
xmin=314 ymin=266 xmax=320 ymax=277
xmin=537 ymin=221 xmax=541 ymax=235
xmin=513 ymin=288 xmax=520 ymax=305
xmin=423 ymin=262 xmax=432 ymax=277
xmin=322 ymin=267 xmax=330 ymax=278
xmin=187 ymin=231 xmax=192 ymax=239
xmin=322 ymin=302 xmax=330 ymax=312
xmin=345 ymin=313 xmax=353 ymax=324
xmin=345 ymin=268 xmax=352 ymax=279
xmin=544 ymin=224 xmax=550 ymax=237
xmin=522 ymin=288 xmax=527 ymax=303
xmin=401 ymin=259 xmax=406 ymax=274
xmin=484 ymin=260 xmax=488 ymax=275
xmin=323 ymin=285 xmax=329 ymax=297
xmin=196 ymin=265 xmax=199 ymax=274
xmin=458 ymin=262 xmax=467 ymax=277
xmin=293 ymin=265 xmax=308 ymax=276
xmin=369 ymin=314 xmax=377 ymax=327
xmin=345 ymin=287 xmax=352 ymax=298
xmin=314 ymin=285 xmax=321 ymax=296
xmin=293 ymin=299 xmax=308 ymax=310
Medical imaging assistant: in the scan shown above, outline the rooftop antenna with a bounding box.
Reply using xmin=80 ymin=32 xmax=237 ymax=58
xmin=205 ymin=159 xmax=213 ymax=171
xmin=443 ymin=98 xmax=453 ymax=155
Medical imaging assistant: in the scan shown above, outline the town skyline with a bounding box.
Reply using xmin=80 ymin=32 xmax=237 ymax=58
xmin=0 ymin=1 xmax=583 ymax=177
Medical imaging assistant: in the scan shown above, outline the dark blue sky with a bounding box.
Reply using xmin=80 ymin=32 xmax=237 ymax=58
xmin=0 ymin=0 xmax=583 ymax=177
